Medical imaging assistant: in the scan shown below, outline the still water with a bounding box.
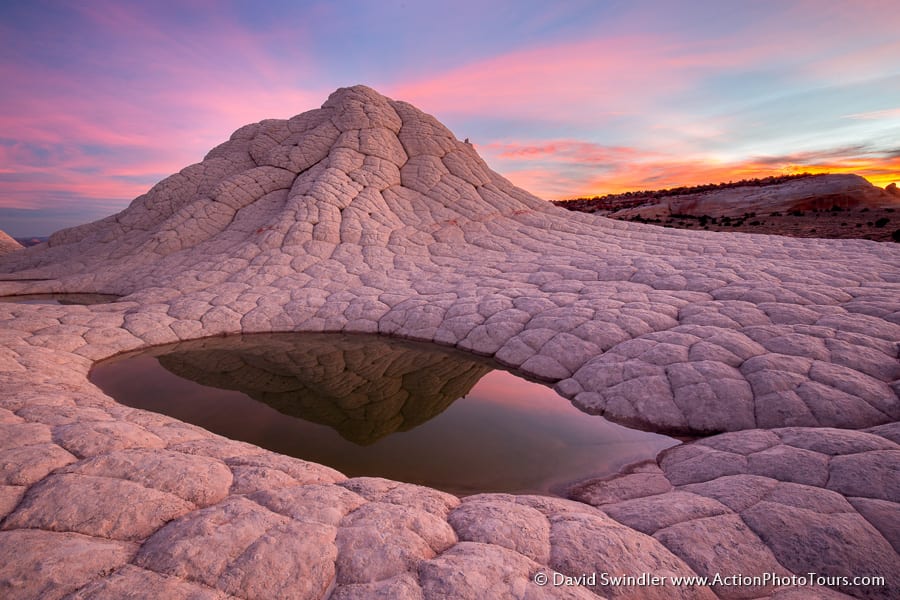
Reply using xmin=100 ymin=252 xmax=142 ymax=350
xmin=0 ymin=293 xmax=120 ymax=305
xmin=90 ymin=333 xmax=677 ymax=496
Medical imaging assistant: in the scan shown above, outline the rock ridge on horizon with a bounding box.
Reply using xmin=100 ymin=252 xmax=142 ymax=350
xmin=560 ymin=173 xmax=900 ymax=219
xmin=0 ymin=85 xmax=898 ymax=599
xmin=604 ymin=173 xmax=900 ymax=219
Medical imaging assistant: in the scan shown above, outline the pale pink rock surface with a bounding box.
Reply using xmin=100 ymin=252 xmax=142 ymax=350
xmin=653 ymin=514 xmax=790 ymax=599
xmin=3 ymin=473 xmax=194 ymax=541
xmin=66 ymin=565 xmax=238 ymax=600
xmin=0 ymin=530 xmax=135 ymax=600
xmin=0 ymin=86 xmax=896 ymax=598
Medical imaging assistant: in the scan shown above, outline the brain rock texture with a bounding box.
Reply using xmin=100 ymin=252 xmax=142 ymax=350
xmin=0 ymin=85 xmax=898 ymax=599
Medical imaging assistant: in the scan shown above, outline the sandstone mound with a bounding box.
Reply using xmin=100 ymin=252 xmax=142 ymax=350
xmin=0 ymin=85 xmax=546 ymax=286
xmin=0 ymin=230 xmax=23 ymax=255
xmin=1 ymin=85 xmax=899 ymax=599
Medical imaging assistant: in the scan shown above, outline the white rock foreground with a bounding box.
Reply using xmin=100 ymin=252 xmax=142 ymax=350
xmin=0 ymin=85 xmax=897 ymax=599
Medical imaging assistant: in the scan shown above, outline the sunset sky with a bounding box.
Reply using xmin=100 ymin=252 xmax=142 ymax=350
xmin=1 ymin=0 xmax=898 ymax=236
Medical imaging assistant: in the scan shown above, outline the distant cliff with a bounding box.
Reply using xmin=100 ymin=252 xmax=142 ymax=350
xmin=557 ymin=173 xmax=900 ymax=218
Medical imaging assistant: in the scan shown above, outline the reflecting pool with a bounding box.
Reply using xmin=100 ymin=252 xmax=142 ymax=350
xmin=90 ymin=333 xmax=677 ymax=496
xmin=0 ymin=293 xmax=120 ymax=305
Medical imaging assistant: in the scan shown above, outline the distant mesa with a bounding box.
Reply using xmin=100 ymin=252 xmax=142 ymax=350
xmin=562 ymin=173 xmax=900 ymax=220
xmin=0 ymin=230 xmax=24 ymax=256
xmin=15 ymin=236 xmax=49 ymax=248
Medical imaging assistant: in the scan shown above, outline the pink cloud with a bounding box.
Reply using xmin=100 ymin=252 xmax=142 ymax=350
xmin=844 ymin=108 xmax=900 ymax=120
xmin=384 ymin=1 xmax=900 ymax=134
xmin=386 ymin=35 xmax=700 ymax=122
xmin=0 ymin=3 xmax=329 ymax=216
xmin=485 ymin=141 xmax=649 ymax=164
xmin=0 ymin=80 xmax=327 ymax=212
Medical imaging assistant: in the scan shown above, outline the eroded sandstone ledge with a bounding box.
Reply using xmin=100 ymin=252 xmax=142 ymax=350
xmin=0 ymin=85 xmax=897 ymax=599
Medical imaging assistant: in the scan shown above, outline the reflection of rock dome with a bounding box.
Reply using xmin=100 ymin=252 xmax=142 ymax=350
xmin=154 ymin=333 xmax=491 ymax=444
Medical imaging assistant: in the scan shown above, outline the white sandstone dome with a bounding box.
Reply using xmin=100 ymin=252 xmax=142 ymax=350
xmin=0 ymin=85 xmax=545 ymax=286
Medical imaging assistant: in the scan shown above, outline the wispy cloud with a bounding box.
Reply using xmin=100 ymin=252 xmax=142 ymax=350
xmin=844 ymin=108 xmax=900 ymax=120
xmin=0 ymin=1 xmax=328 ymax=227
xmin=387 ymin=34 xmax=711 ymax=124
xmin=486 ymin=141 xmax=651 ymax=164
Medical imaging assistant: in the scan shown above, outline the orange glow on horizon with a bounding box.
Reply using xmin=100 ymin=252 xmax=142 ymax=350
xmin=586 ymin=163 xmax=900 ymax=196
xmin=498 ymin=154 xmax=900 ymax=200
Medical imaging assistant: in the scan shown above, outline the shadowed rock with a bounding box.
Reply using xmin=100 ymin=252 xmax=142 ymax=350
xmin=0 ymin=293 xmax=120 ymax=305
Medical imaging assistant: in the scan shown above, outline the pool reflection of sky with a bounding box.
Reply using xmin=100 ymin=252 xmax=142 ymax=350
xmin=90 ymin=342 xmax=677 ymax=496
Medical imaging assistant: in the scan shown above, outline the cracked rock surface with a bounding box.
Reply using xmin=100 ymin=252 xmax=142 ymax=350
xmin=0 ymin=85 xmax=897 ymax=598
